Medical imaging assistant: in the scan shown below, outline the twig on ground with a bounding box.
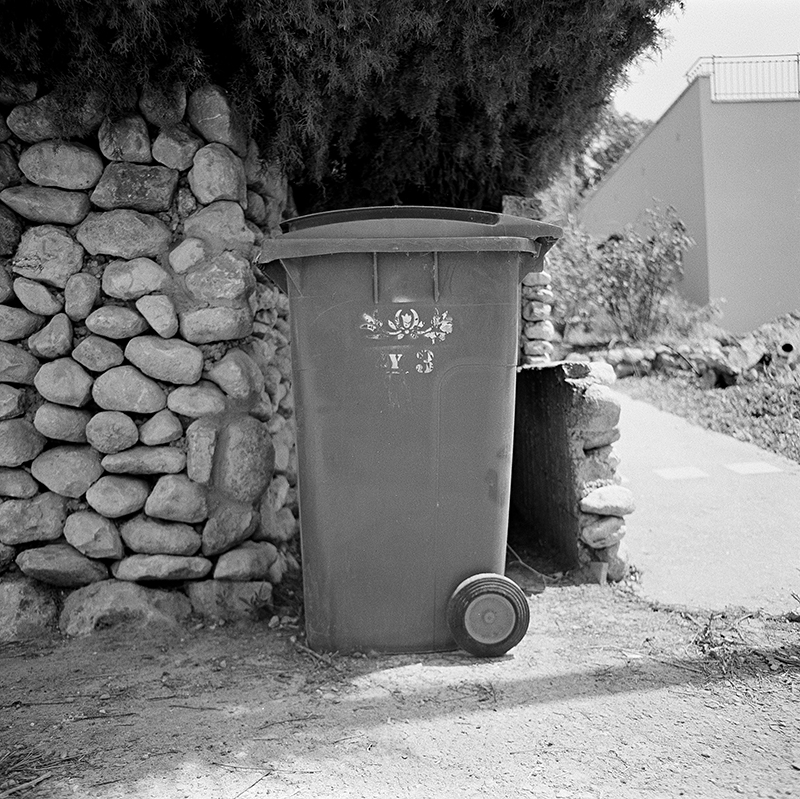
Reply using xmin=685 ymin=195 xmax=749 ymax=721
xmin=231 ymin=773 xmax=271 ymax=799
xmin=293 ymin=641 xmax=342 ymax=671
xmin=0 ymin=772 xmax=52 ymax=798
xmin=256 ymin=714 xmax=322 ymax=729
xmin=0 ymin=699 xmax=76 ymax=709
xmin=67 ymin=713 xmax=138 ymax=722
xmin=505 ymin=544 xmax=560 ymax=584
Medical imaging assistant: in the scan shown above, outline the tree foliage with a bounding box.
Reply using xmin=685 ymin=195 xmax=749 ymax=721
xmin=0 ymin=0 xmax=679 ymax=212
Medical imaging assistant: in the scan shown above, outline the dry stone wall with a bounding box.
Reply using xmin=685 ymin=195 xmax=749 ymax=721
xmin=0 ymin=81 xmax=300 ymax=640
xmin=519 ymin=268 xmax=556 ymax=366
xmin=512 ymin=361 xmax=633 ymax=582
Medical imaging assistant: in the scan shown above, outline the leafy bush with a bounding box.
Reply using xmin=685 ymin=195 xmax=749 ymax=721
xmin=596 ymin=206 xmax=695 ymax=341
xmin=547 ymin=205 xmax=704 ymax=344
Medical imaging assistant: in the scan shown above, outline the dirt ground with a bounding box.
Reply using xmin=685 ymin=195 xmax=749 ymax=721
xmin=1 ymin=573 xmax=799 ymax=799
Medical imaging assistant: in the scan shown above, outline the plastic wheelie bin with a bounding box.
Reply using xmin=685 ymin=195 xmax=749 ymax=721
xmin=257 ymin=206 xmax=561 ymax=656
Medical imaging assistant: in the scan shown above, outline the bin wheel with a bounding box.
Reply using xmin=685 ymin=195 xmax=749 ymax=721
xmin=446 ymin=573 xmax=530 ymax=658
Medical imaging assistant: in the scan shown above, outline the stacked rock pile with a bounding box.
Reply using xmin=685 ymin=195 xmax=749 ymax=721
xmin=0 ymin=81 xmax=300 ymax=637
xmin=519 ymin=268 xmax=556 ymax=365
xmin=566 ymin=362 xmax=634 ymax=580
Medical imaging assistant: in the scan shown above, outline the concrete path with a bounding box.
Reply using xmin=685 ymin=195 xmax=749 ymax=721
xmin=613 ymin=391 xmax=800 ymax=615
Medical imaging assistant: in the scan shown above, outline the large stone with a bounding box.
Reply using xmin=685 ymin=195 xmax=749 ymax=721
xmin=184 ymin=251 xmax=254 ymax=303
xmin=185 ymin=417 xmax=217 ymax=483
xmin=91 ymin=163 xmax=179 ymax=213
xmin=18 ymin=140 xmax=104 ymax=190
xmin=577 ymin=445 xmax=621 ymax=485
xmin=201 ymin=501 xmax=258 ymax=557
xmin=33 ymin=402 xmax=91 ymax=442
xmin=84 ymin=410 xmax=139 ymax=454
xmin=134 ymin=294 xmax=178 ymax=338
xmin=179 ymin=306 xmax=253 ymax=344
xmin=119 ymin=515 xmax=201 ymax=555
xmin=92 ymin=365 xmax=167 ymax=413
xmin=183 ymin=201 xmax=255 ymax=257
xmin=59 ymin=580 xmax=192 ymax=637
xmin=34 ymin=357 xmax=93 ymax=406
xmin=0 ymin=467 xmax=38 ymax=498
xmin=138 ymin=409 xmax=183 ymax=446
xmin=580 ymin=515 xmax=627 ymax=549
xmin=254 ymin=505 xmax=297 ymax=545
xmin=168 ymin=237 xmax=205 ymax=273
xmin=0 ymin=384 xmax=24 ymax=419
xmin=0 ymin=204 xmax=22 ymax=255
xmin=85 ymin=305 xmax=149 ymax=338
xmin=583 ymin=427 xmax=621 ymax=451
xmin=0 ymin=492 xmax=66 ymax=545
xmin=16 ymin=543 xmax=108 ymax=588
xmin=30 ymin=445 xmax=103 ymax=497
xmin=0 ymin=342 xmax=39 ymax=384
xmin=245 ymin=191 xmax=268 ymax=225
xmin=186 ymin=580 xmax=273 ymax=622
xmin=580 ymin=485 xmax=636 ymax=516
xmin=13 ymin=277 xmax=63 ymax=315
xmin=63 ymin=511 xmax=124 ymax=559
xmin=0 ymin=575 xmax=59 ymax=642
xmin=6 ymin=91 xmax=105 ymax=142
xmin=189 ymin=143 xmax=247 ymax=205
xmin=145 ymin=474 xmax=208 ymax=523
xmin=213 ymin=541 xmax=278 ymax=581
xmin=0 ymin=143 xmax=22 ymax=191
xmin=76 ymin=210 xmax=171 ymax=259
xmin=167 ymin=381 xmax=227 ymax=417
xmin=98 ymin=114 xmax=151 ymax=163
xmin=205 ymin=348 xmax=264 ymax=399
xmin=124 ymin=336 xmax=203 ymax=385
xmin=244 ymin=143 xmax=288 ymax=202
xmin=85 ymin=475 xmax=150 ymax=518
xmin=139 ymin=83 xmax=187 ymax=128
xmin=27 ymin=313 xmax=73 ymax=359
xmin=111 ymin=554 xmax=212 ymax=582
xmin=102 ymin=446 xmax=186 ymax=475
xmin=213 ymin=415 xmax=274 ymax=503
xmin=71 ymin=335 xmax=125 ymax=372
xmin=152 ymin=123 xmax=204 ymax=171
xmin=0 ymin=304 xmax=45 ymax=340
xmin=64 ymin=272 xmax=100 ymax=320
xmin=570 ymin=383 xmax=622 ymax=433
xmin=0 ymin=419 xmax=45 ymax=466
xmin=0 ymin=185 xmax=90 ymax=225
xmin=102 ymin=258 xmax=171 ymax=300
xmin=12 ymin=224 xmax=83 ymax=288
xmin=187 ymin=85 xmax=248 ymax=157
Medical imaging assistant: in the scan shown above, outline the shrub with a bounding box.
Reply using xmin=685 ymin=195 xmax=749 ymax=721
xmin=596 ymin=205 xmax=695 ymax=341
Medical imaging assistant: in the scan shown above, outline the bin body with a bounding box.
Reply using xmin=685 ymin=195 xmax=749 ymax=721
xmin=259 ymin=207 xmax=560 ymax=653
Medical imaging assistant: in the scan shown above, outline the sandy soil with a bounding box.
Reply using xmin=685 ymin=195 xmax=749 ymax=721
xmin=1 ymin=577 xmax=799 ymax=799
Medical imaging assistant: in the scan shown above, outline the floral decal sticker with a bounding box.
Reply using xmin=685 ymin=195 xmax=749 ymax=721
xmin=360 ymin=308 xmax=453 ymax=342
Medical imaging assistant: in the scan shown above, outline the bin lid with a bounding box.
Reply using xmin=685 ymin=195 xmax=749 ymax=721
xmin=257 ymin=206 xmax=562 ymax=262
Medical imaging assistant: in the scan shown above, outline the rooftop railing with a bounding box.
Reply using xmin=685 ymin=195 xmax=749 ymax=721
xmin=686 ymin=54 xmax=800 ymax=102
